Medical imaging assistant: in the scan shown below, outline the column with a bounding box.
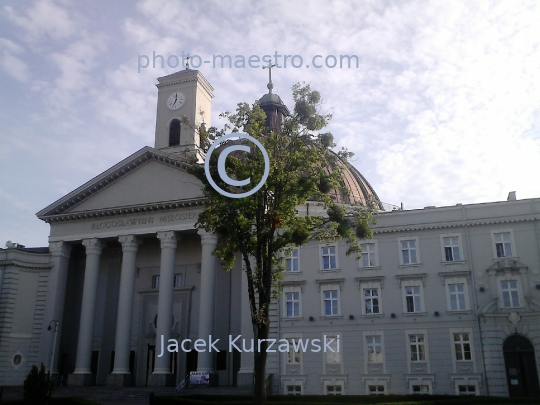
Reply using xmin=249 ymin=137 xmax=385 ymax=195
xmin=40 ymin=241 xmax=71 ymax=373
xmin=71 ymin=238 xmax=103 ymax=385
xmin=197 ymin=230 xmax=218 ymax=372
xmin=108 ymin=235 xmax=140 ymax=385
xmin=149 ymin=231 xmax=177 ymax=385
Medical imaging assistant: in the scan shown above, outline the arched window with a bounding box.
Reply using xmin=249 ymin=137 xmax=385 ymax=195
xmin=169 ymin=119 xmax=181 ymax=146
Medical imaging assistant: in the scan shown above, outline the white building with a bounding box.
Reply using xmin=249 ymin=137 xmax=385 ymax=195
xmin=0 ymin=69 xmax=539 ymax=397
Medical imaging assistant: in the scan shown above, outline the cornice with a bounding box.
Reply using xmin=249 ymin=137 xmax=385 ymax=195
xmin=41 ymin=198 xmax=205 ymax=223
xmin=37 ymin=147 xmax=202 ymax=222
xmin=374 ymin=216 xmax=540 ymax=234
xmin=0 ymin=260 xmax=53 ymax=269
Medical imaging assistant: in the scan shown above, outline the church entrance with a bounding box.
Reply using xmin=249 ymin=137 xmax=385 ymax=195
xmin=503 ymin=334 xmax=540 ymax=397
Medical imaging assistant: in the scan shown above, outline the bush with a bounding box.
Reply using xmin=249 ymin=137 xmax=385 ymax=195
xmin=22 ymin=363 xmax=52 ymax=405
xmin=149 ymin=394 xmax=540 ymax=405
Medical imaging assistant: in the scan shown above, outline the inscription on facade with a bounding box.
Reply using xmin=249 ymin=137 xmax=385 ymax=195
xmin=90 ymin=211 xmax=198 ymax=230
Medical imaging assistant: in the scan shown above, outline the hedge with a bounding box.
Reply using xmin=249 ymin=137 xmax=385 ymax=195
xmin=149 ymin=394 xmax=540 ymax=405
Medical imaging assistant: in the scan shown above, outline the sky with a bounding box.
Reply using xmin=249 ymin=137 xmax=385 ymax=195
xmin=1 ymin=0 xmax=539 ymax=247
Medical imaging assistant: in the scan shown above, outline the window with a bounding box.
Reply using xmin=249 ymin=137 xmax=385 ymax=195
xmin=286 ymin=339 xmax=301 ymax=364
xmin=151 ymin=275 xmax=160 ymax=289
xmin=323 ymin=290 xmax=339 ymax=316
xmin=285 ymin=292 xmax=300 ymax=317
xmin=321 ymin=245 xmax=338 ymax=270
xmin=174 ymin=274 xmax=183 ymax=287
xmin=360 ymin=242 xmax=377 ymax=267
xmin=285 ymin=248 xmax=300 ymax=272
xmin=326 ymin=385 xmax=342 ymax=395
xmin=453 ymin=332 xmax=472 ymax=361
xmin=325 ymin=336 xmax=340 ymax=364
xmin=400 ymin=239 xmax=418 ymax=265
xmin=368 ymin=385 xmax=385 ymax=395
xmin=412 ymin=385 xmax=430 ymax=394
xmin=448 ymin=283 xmax=467 ymax=310
xmin=405 ymin=286 xmax=422 ymax=313
xmin=286 ymin=385 xmax=302 ymax=395
xmin=443 ymin=236 xmax=461 ymax=261
xmin=494 ymin=232 xmax=513 ymax=258
xmin=409 ymin=334 xmax=426 ymax=362
xmin=501 ymin=280 xmax=520 ymax=307
xmin=168 ymin=119 xmax=181 ymax=146
xmin=458 ymin=385 xmax=477 ymax=396
xmin=366 ymin=335 xmax=383 ymax=363
xmin=364 ymin=288 xmax=380 ymax=314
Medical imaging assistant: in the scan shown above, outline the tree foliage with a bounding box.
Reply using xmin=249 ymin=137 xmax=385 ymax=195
xmin=23 ymin=363 xmax=52 ymax=405
xmin=188 ymin=83 xmax=377 ymax=404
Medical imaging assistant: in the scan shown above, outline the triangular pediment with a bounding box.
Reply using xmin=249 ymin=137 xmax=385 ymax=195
xmin=37 ymin=147 xmax=205 ymax=221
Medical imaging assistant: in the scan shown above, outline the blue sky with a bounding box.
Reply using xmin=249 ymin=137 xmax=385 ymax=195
xmin=1 ymin=0 xmax=539 ymax=247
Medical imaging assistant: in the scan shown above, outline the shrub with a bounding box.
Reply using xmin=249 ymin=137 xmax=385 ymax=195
xmin=22 ymin=363 xmax=52 ymax=405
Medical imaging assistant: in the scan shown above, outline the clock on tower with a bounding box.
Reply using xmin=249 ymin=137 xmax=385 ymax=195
xmin=154 ymin=68 xmax=214 ymax=162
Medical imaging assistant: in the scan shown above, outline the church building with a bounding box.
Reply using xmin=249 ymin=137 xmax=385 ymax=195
xmin=0 ymin=68 xmax=539 ymax=397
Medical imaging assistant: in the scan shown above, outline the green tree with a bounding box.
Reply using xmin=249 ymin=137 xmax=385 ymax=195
xmin=189 ymin=83 xmax=376 ymax=405
xmin=23 ymin=363 xmax=52 ymax=405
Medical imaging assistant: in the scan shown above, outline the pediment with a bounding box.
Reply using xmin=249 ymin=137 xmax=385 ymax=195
xmin=37 ymin=147 xmax=205 ymax=221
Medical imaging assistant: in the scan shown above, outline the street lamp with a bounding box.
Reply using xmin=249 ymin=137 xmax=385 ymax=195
xmin=47 ymin=320 xmax=59 ymax=374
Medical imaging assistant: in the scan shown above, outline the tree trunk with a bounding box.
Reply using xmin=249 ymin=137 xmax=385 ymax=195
xmin=253 ymin=323 xmax=270 ymax=405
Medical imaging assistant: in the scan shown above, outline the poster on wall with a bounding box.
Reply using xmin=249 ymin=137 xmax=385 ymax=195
xmin=190 ymin=371 xmax=210 ymax=385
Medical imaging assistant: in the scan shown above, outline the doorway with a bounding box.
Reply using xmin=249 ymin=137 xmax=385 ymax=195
xmin=503 ymin=334 xmax=540 ymax=397
xmin=145 ymin=344 xmax=155 ymax=386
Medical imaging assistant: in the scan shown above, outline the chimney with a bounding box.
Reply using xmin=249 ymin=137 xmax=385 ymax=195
xmin=507 ymin=191 xmax=516 ymax=201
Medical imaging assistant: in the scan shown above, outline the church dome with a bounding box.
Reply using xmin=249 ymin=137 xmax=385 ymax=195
xmin=257 ymin=78 xmax=382 ymax=209
xmin=327 ymin=151 xmax=382 ymax=208
xmin=259 ymin=92 xmax=285 ymax=106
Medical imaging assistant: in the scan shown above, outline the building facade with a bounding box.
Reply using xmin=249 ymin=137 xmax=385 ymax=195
xmin=0 ymin=69 xmax=539 ymax=397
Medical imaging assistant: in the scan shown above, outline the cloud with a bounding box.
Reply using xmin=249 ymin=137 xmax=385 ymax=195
xmin=0 ymin=38 xmax=30 ymax=82
xmin=3 ymin=0 xmax=77 ymax=41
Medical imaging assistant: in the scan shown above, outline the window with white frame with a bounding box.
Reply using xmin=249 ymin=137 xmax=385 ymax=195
xmin=448 ymin=283 xmax=467 ymax=310
xmin=326 ymin=385 xmax=342 ymax=395
xmin=412 ymin=385 xmax=430 ymax=394
xmin=173 ymin=274 xmax=183 ymax=287
xmin=492 ymin=231 xmax=514 ymax=258
xmin=286 ymin=338 xmax=301 ymax=365
xmin=368 ymin=385 xmax=385 ymax=395
xmin=151 ymin=275 xmax=160 ymax=289
xmin=442 ymin=236 xmax=461 ymax=262
xmin=320 ymin=245 xmax=338 ymax=270
xmin=366 ymin=335 xmax=383 ymax=363
xmin=364 ymin=288 xmax=380 ymax=314
xmin=360 ymin=242 xmax=377 ymax=267
xmin=453 ymin=332 xmax=472 ymax=361
xmin=285 ymin=248 xmax=300 ymax=272
xmin=458 ymin=385 xmax=477 ymax=396
xmin=286 ymin=385 xmax=302 ymax=395
xmin=400 ymin=238 xmax=419 ymax=265
xmin=501 ymin=280 xmax=521 ymax=307
xmin=405 ymin=285 xmax=422 ymax=313
xmin=409 ymin=334 xmax=426 ymax=362
xmin=323 ymin=289 xmax=339 ymax=316
xmin=283 ymin=285 xmax=302 ymax=318
xmin=325 ymin=335 xmax=341 ymax=364
xmin=285 ymin=292 xmax=300 ymax=317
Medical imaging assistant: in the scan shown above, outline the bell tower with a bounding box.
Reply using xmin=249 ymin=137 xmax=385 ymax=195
xmin=154 ymin=66 xmax=214 ymax=161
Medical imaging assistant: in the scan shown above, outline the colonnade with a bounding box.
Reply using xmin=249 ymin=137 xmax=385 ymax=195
xmin=46 ymin=229 xmax=218 ymax=386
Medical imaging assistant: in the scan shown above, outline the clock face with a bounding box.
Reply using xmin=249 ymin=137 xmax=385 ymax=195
xmin=167 ymin=92 xmax=185 ymax=110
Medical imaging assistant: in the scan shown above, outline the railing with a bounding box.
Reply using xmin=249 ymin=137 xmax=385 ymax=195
xmin=175 ymin=374 xmax=191 ymax=393
xmin=51 ymin=374 xmax=63 ymax=387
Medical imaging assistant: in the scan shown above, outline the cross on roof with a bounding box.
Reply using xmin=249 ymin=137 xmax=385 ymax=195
xmin=262 ymin=63 xmax=276 ymax=93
